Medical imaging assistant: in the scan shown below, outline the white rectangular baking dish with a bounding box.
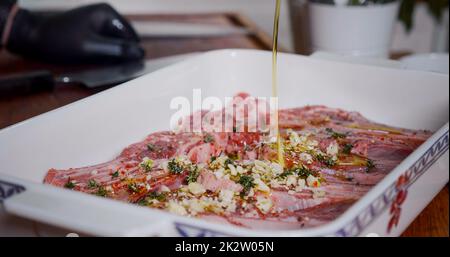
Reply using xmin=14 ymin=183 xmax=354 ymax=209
xmin=0 ymin=49 xmax=448 ymax=237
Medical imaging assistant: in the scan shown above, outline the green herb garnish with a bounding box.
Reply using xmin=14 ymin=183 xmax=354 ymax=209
xmin=87 ymin=179 xmax=98 ymax=189
xmin=138 ymin=191 xmax=167 ymax=205
xmin=128 ymin=183 xmax=140 ymax=193
xmin=238 ymin=175 xmax=255 ymax=194
xmin=96 ymin=186 xmax=108 ymax=197
xmin=210 ymin=156 xmax=217 ymax=163
xmin=148 ymin=191 xmax=167 ymax=201
xmin=224 ymin=158 xmax=235 ymax=167
xmin=64 ymin=179 xmax=76 ymax=189
xmin=342 ymin=143 xmax=354 ymax=154
xmin=167 ymin=159 xmax=183 ymax=174
xmin=186 ymin=166 xmax=200 ymax=183
xmin=325 ymin=128 xmax=348 ymax=139
xmin=137 ymin=199 xmax=148 ymax=206
xmin=292 ymin=166 xmax=314 ymax=178
xmin=279 ymin=170 xmax=294 ymax=179
xmin=279 ymin=166 xmax=315 ymax=179
xmin=366 ymin=159 xmax=376 ymax=172
xmin=140 ymin=158 xmax=154 ymax=173
xmin=317 ymin=154 xmax=337 ymax=167
xmin=111 ymin=170 xmax=119 ymax=178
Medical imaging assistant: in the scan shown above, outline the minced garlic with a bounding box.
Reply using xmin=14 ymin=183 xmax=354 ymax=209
xmin=286 ymin=175 xmax=297 ymax=187
xmin=255 ymin=195 xmax=273 ymax=214
xmin=214 ymin=168 xmax=225 ymax=179
xmin=289 ymin=130 xmax=302 ymax=146
xmin=306 ymin=175 xmax=321 ymax=188
xmin=188 ymin=182 xmax=206 ymax=195
xmin=228 ymin=164 xmax=238 ymax=176
xmin=299 ymin=153 xmax=314 ymax=164
xmin=326 ymin=142 xmax=339 ymax=157
xmin=254 ymin=178 xmax=271 ymax=193
xmin=219 ymin=189 xmax=234 ymax=204
xmin=167 ymin=200 xmax=188 ymax=216
xmin=296 ymin=179 xmax=306 ymax=191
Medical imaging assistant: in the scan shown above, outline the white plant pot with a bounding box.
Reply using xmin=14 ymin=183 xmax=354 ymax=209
xmin=290 ymin=1 xmax=400 ymax=58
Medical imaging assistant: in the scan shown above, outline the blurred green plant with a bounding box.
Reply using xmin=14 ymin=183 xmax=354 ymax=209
xmin=309 ymin=0 xmax=449 ymax=32
xmin=399 ymin=0 xmax=449 ymax=31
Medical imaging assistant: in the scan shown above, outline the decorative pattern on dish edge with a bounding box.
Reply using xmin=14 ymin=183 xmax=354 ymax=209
xmin=0 ymin=180 xmax=26 ymax=203
xmin=175 ymin=222 xmax=228 ymax=237
xmin=335 ymin=130 xmax=449 ymax=237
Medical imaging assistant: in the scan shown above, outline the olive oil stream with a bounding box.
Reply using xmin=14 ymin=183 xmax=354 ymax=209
xmin=272 ymin=0 xmax=285 ymax=168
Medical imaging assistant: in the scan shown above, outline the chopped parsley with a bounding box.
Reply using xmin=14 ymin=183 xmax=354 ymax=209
xmin=137 ymin=199 xmax=148 ymax=206
xmin=292 ymin=166 xmax=314 ymax=178
xmin=149 ymin=191 xmax=167 ymax=201
xmin=203 ymin=133 xmax=215 ymax=143
xmin=140 ymin=158 xmax=154 ymax=173
xmin=366 ymin=159 xmax=376 ymax=172
xmin=127 ymin=183 xmax=140 ymax=193
xmin=342 ymin=143 xmax=354 ymax=154
xmin=96 ymin=186 xmax=108 ymax=197
xmin=279 ymin=166 xmax=315 ymax=179
xmin=111 ymin=170 xmax=119 ymax=178
xmin=316 ymin=154 xmax=337 ymax=167
xmin=138 ymin=191 xmax=167 ymax=206
xmin=210 ymin=156 xmax=217 ymax=163
xmin=87 ymin=179 xmax=98 ymax=189
xmin=224 ymin=158 xmax=235 ymax=167
xmin=279 ymin=170 xmax=294 ymax=178
xmin=186 ymin=166 xmax=200 ymax=183
xmin=64 ymin=179 xmax=76 ymax=189
xmin=238 ymin=175 xmax=255 ymax=194
xmin=326 ymin=128 xmax=348 ymax=139
xmin=167 ymin=159 xmax=184 ymax=174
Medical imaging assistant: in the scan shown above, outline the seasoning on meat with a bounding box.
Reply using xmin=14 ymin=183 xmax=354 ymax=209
xmin=44 ymin=96 xmax=431 ymax=230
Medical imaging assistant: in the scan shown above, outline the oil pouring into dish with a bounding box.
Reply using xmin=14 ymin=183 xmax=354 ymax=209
xmin=272 ymin=0 xmax=285 ymax=169
xmin=42 ymin=0 xmax=434 ymax=230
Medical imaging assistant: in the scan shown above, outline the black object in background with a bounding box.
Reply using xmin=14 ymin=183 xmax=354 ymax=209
xmin=6 ymin=3 xmax=145 ymax=64
xmin=0 ymin=60 xmax=148 ymax=97
xmin=0 ymin=71 xmax=55 ymax=96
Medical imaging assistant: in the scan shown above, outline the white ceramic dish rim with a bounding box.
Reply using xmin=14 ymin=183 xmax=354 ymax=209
xmin=0 ymin=49 xmax=448 ymax=237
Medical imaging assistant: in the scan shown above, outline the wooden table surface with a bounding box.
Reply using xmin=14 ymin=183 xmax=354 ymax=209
xmin=0 ymin=13 xmax=447 ymax=237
